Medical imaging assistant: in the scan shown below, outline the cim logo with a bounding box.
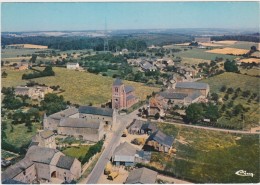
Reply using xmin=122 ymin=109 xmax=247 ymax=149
xmin=235 ymin=170 xmax=254 ymax=177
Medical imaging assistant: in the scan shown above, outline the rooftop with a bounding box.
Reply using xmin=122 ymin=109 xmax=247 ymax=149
xmin=1 ymin=158 xmax=34 ymax=181
xmin=79 ymin=106 xmax=113 ymax=117
xmin=125 ymin=167 xmax=158 ymax=184
xmin=175 ymin=82 xmax=209 ymax=90
xmin=39 ymin=130 xmax=55 ymax=139
xmin=49 ymin=108 xmax=79 ymax=120
xmin=125 ymin=85 xmax=134 ymax=94
xmin=159 ymin=91 xmax=188 ymax=100
xmin=113 ymin=78 xmax=123 ymax=86
xmin=56 ymin=156 xmax=75 ymax=170
xmin=113 ymin=142 xmax=138 ymax=162
xmin=59 ymin=118 xmax=101 ymax=129
xmin=149 ymin=130 xmax=174 ymax=148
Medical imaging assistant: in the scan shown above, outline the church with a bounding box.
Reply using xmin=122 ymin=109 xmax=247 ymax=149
xmin=112 ymin=78 xmax=138 ymax=110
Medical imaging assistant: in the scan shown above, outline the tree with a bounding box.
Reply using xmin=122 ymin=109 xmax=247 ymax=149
xmin=224 ymin=60 xmax=238 ymax=72
xmin=220 ymin=85 xmax=227 ymax=92
xmin=250 ymin=46 xmax=257 ymax=52
xmin=40 ymin=93 xmax=67 ymax=115
xmin=204 ymin=103 xmax=219 ymax=122
xmin=2 ymin=71 xmax=7 ymax=78
xmin=211 ymin=93 xmax=219 ymax=102
xmin=242 ymin=90 xmax=251 ymax=98
xmin=154 ymin=113 xmax=160 ymax=120
xmin=185 ymin=103 xmax=204 ymax=124
xmin=227 ymin=87 xmax=234 ymax=94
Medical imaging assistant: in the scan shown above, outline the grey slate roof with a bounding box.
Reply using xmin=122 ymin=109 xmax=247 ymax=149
xmin=49 ymin=108 xmax=79 ymax=120
xmin=141 ymin=123 xmax=157 ymax=133
xmin=125 ymin=167 xmax=158 ymax=184
xmin=175 ymin=82 xmax=209 ymax=90
xmin=26 ymin=146 xmax=59 ymax=164
xmin=59 ymin=118 xmax=101 ymax=129
xmin=56 ymin=156 xmax=75 ymax=170
xmin=2 ymin=179 xmax=27 ymax=184
xmin=79 ymin=106 xmax=113 ymax=117
xmin=135 ymin=150 xmax=152 ymax=162
xmin=126 ymin=94 xmax=136 ymax=101
xmin=129 ymin=120 xmax=146 ymax=130
xmin=125 ymin=85 xmax=134 ymax=94
xmin=1 ymin=158 xmax=34 ymax=181
xmin=113 ymin=142 xmax=138 ymax=162
xmin=149 ymin=130 xmax=174 ymax=148
xmin=15 ymin=86 xmax=30 ymax=92
xmin=113 ymin=78 xmax=123 ymax=86
xmin=159 ymin=91 xmax=188 ymax=100
xmin=187 ymin=91 xmax=202 ymax=101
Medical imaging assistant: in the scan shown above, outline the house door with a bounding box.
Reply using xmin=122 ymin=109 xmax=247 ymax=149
xmin=51 ymin=171 xmax=57 ymax=178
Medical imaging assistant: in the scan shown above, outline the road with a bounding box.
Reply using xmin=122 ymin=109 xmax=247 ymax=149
xmin=86 ymin=109 xmax=139 ymax=184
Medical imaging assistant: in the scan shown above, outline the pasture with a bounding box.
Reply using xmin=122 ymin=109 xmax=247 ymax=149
xmin=1 ymin=67 xmax=159 ymax=105
xmin=149 ymin=123 xmax=259 ymax=183
xmin=206 ymin=47 xmax=249 ymax=55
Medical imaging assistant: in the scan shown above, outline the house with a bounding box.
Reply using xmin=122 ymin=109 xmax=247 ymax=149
xmin=175 ymin=82 xmax=210 ymax=97
xmin=14 ymin=85 xmax=53 ymax=99
xmin=177 ymin=66 xmax=198 ymax=77
xmin=1 ymin=146 xmax=81 ymax=184
xmin=112 ymin=142 xmax=138 ymax=166
xmin=112 ymin=79 xmax=139 ymax=110
xmin=58 ymin=118 xmax=104 ymax=142
xmin=30 ymin=130 xmax=56 ymax=149
xmin=66 ymin=62 xmax=79 ymax=70
xmin=148 ymin=96 xmax=167 ymax=117
xmin=140 ymin=61 xmax=157 ymax=71
xmin=194 ymin=37 xmax=211 ymax=43
xmin=125 ymin=167 xmax=158 ymax=184
xmin=145 ymin=130 xmax=174 ymax=153
xmin=141 ymin=122 xmax=157 ymax=134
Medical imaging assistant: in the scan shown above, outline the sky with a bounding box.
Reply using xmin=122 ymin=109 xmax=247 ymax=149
xmin=1 ymin=2 xmax=259 ymax=32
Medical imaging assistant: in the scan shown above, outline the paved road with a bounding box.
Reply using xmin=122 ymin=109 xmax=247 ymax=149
xmin=86 ymin=109 xmax=140 ymax=184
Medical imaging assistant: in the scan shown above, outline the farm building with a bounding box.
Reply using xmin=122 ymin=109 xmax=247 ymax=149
xmin=66 ymin=62 xmax=80 ymax=70
xmin=175 ymin=82 xmax=210 ymax=97
xmin=194 ymin=37 xmax=211 ymax=43
xmin=58 ymin=118 xmax=104 ymax=142
xmin=176 ymin=66 xmax=198 ymax=77
xmin=14 ymin=85 xmax=53 ymax=99
xmin=112 ymin=79 xmax=139 ymax=110
xmin=144 ymin=130 xmax=175 ymax=153
xmin=128 ymin=120 xmax=157 ymax=135
xmin=125 ymin=167 xmax=158 ymax=184
xmin=140 ymin=61 xmax=157 ymax=71
xmin=1 ymin=146 xmax=81 ymax=184
xmin=148 ymin=96 xmax=167 ymax=117
xmin=112 ymin=142 xmax=138 ymax=166
xmin=30 ymin=130 xmax=56 ymax=149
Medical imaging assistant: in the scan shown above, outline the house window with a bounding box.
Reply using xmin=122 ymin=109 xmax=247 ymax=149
xmin=115 ymin=87 xmax=118 ymax=93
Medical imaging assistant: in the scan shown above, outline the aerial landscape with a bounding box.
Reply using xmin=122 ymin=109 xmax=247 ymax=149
xmin=1 ymin=2 xmax=259 ymax=184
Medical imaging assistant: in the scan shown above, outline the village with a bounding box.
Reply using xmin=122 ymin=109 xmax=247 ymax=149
xmin=1 ymin=2 xmax=260 ymax=184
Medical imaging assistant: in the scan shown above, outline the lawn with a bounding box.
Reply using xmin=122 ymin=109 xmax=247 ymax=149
xmin=62 ymin=145 xmax=91 ymax=160
xmin=148 ymin=123 xmax=259 ymax=183
xmin=200 ymin=72 xmax=259 ymax=94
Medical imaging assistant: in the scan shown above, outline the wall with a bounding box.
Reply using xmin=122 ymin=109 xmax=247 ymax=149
xmin=13 ymin=164 xmax=36 ymax=183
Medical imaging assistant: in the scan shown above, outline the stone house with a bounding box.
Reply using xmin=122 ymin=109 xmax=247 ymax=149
xmin=140 ymin=61 xmax=157 ymax=71
xmin=112 ymin=79 xmax=138 ymax=110
xmin=30 ymin=130 xmax=56 ymax=149
xmin=144 ymin=130 xmax=174 ymax=153
xmin=2 ymin=146 xmax=81 ymax=184
xmin=148 ymin=96 xmax=167 ymax=117
xmin=125 ymin=167 xmax=158 ymax=184
xmin=14 ymin=85 xmax=53 ymax=99
xmin=66 ymin=62 xmax=79 ymax=70
xmin=128 ymin=120 xmax=157 ymax=135
xmin=14 ymin=86 xmax=35 ymax=97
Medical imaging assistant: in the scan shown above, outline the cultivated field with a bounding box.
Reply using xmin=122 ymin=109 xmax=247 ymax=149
xmin=1 ymin=67 xmax=159 ymax=105
xmin=206 ymin=47 xmax=249 ymax=55
xmin=149 ymin=123 xmax=259 ymax=183
xmin=181 ymin=57 xmax=210 ymax=65
xmin=7 ymin=44 xmax=48 ymax=49
xmin=251 ymin=51 xmax=260 ymax=58
xmin=239 ymin=58 xmax=260 ymax=63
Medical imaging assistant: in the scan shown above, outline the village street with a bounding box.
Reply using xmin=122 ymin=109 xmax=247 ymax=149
xmin=85 ymin=108 xmax=141 ymax=184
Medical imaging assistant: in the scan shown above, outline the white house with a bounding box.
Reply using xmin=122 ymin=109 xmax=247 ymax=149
xmin=66 ymin=62 xmax=79 ymax=70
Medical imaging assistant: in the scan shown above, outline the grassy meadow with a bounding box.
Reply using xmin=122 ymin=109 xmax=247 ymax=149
xmin=149 ymin=123 xmax=259 ymax=183
xmin=62 ymin=145 xmax=90 ymax=160
xmin=1 ymin=67 xmax=159 ymax=105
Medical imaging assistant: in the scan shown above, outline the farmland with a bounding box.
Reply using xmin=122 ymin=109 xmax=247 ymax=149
xmin=148 ymin=123 xmax=259 ymax=183
xmin=206 ymin=47 xmax=249 ymax=55
xmin=239 ymin=58 xmax=260 ymax=63
xmin=1 ymin=67 xmax=159 ymax=105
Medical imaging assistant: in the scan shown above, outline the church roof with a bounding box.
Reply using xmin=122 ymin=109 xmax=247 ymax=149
xmin=125 ymin=86 xmax=134 ymax=93
xmin=113 ymin=78 xmax=123 ymax=86
xmin=79 ymin=106 xmax=113 ymax=117
xmin=56 ymin=156 xmax=75 ymax=170
xmin=49 ymin=108 xmax=79 ymax=120
xmin=59 ymin=118 xmax=101 ymax=129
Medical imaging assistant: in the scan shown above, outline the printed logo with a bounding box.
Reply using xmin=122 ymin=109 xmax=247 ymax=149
xmin=235 ymin=170 xmax=254 ymax=177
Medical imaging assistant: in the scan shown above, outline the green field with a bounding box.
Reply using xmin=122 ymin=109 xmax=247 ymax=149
xmin=62 ymin=145 xmax=90 ymax=160
xmin=2 ymin=49 xmax=49 ymax=58
xmin=240 ymin=68 xmax=260 ymax=76
xmin=149 ymin=123 xmax=259 ymax=183
xmin=201 ymin=72 xmax=260 ymax=94
xmin=1 ymin=67 xmax=159 ymax=105
xmin=229 ymin=41 xmax=259 ymax=50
